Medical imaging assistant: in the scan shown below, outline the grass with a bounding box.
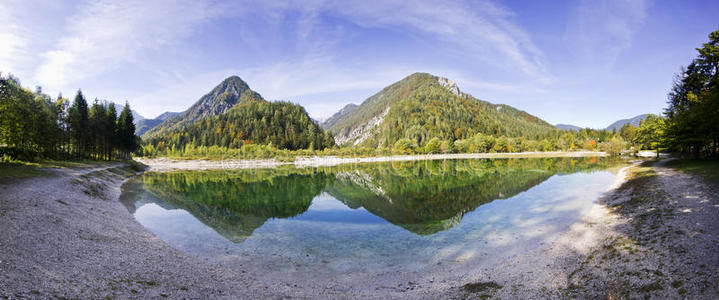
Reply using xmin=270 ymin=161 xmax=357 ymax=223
xmin=665 ymin=158 xmax=719 ymax=184
xmin=463 ymin=281 xmax=503 ymax=294
xmin=0 ymin=158 xmax=146 ymax=182
xmin=0 ymin=162 xmax=49 ymax=180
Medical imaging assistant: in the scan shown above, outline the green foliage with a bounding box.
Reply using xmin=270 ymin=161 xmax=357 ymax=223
xmin=633 ymin=114 xmax=666 ymax=156
xmin=327 ymin=73 xmax=560 ymax=148
xmin=143 ymin=100 xmax=334 ymax=154
xmin=142 ymin=76 xmax=258 ymax=139
xmin=664 ymin=29 xmax=719 ymax=158
xmin=665 ymin=158 xmax=719 ymax=184
xmin=599 ymin=136 xmax=627 ymax=156
xmin=140 ymin=168 xmax=334 ymax=241
xmin=392 ymin=138 xmax=417 ymax=154
xmin=0 ymin=73 xmax=140 ymax=161
xmin=136 ymin=157 xmax=624 ymax=237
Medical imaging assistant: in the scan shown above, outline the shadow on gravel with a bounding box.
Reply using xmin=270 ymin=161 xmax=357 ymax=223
xmin=562 ymin=159 xmax=719 ymax=298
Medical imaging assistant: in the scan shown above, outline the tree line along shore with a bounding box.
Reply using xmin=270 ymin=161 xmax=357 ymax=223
xmin=1 ymin=30 xmax=717 ymax=164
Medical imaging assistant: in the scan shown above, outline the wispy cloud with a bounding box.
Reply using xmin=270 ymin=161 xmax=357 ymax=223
xmin=565 ymin=0 xmax=650 ymax=69
xmin=15 ymin=0 xmax=554 ymax=119
xmin=0 ymin=1 xmax=31 ymax=76
xmin=317 ymin=0 xmax=553 ymax=83
xmin=34 ymin=0 xmax=226 ymax=90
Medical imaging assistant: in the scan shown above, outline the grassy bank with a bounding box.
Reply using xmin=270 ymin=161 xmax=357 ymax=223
xmin=0 ymin=159 xmax=145 ymax=181
xmin=0 ymin=163 xmax=50 ymax=180
xmin=665 ymin=159 xmax=719 ymax=184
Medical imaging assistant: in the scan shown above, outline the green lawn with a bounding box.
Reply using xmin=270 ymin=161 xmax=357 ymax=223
xmin=665 ymin=159 xmax=719 ymax=184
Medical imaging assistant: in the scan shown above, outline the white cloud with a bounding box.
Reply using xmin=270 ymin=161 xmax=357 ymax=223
xmin=319 ymin=0 xmax=553 ymax=83
xmin=0 ymin=0 xmax=31 ymax=76
xmin=34 ymin=0 xmax=227 ymax=90
xmin=22 ymin=0 xmax=554 ymax=120
xmin=565 ymin=0 xmax=649 ymax=69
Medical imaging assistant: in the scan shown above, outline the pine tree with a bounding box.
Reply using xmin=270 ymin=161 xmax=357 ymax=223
xmin=68 ymin=90 xmax=89 ymax=158
xmin=117 ymin=102 xmax=137 ymax=159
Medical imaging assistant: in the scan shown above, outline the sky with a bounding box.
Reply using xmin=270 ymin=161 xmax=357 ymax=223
xmin=1 ymin=0 xmax=717 ymax=128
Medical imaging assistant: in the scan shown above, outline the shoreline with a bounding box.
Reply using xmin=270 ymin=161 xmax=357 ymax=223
xmin=136 ymin=151 xmax=608 ymax=172
xmin=2 ymin=158 xmax=716 ymax=298
xmin=465 ymin=159 xmax=719 ymax=298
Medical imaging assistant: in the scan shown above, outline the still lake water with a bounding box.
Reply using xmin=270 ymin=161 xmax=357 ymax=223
xmin=120 ymin=157 xmax=624 ymax=286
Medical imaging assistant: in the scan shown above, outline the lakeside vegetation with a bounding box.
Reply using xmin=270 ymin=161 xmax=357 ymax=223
xmin=665 ymin=159 xmax=719 ymax=184
xmin=0 ymin=75 xmax=139 ymax=162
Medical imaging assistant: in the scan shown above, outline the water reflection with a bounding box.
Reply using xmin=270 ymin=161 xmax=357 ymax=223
xmin=122 ymin=157 xmax=621 ymax=242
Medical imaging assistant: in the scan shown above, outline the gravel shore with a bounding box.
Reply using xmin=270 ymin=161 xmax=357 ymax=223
xmin=0 ymin=164 xmax=275 ymax=299
xmin=1 ymin=158 xmax=716 ymax=298
xmin=136 ymin=151 xmax=607 ymax=172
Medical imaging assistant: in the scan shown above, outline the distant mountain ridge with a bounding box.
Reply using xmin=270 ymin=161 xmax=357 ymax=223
xmin=324 ymin=72 xmax=558 ymax=147
xmin=135 ymin=111 xmax=180 ymax=136
xmin=321 ymin=103 xmax=358 ymax=130
xmin=606 ymin=114 xmax=649 ymax=131
xmin=555 ymin=124 xmax=582 ymax=131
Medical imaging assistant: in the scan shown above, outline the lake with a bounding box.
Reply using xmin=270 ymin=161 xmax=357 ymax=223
xmin=120 ymin=157 xmax=624 ymax=288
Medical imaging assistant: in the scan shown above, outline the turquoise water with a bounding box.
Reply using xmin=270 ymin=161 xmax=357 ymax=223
xmin=120 ymin=157 xmax=622 ymax=284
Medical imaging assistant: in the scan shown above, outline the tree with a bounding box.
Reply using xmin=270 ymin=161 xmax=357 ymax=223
xmin=0 ymin=73 xmax=139 ymax=162
xmin=665 ymin=30 xmax=719 ymax=158
xmin=634 ymin=114 xmax=666 ymax=157
xmin=117 ymin=102 xmax=138 ymax=159
xmin=393 ymin=138 xmax=416 ymax=154
xmin=423 ymin=137 xmax=442 ymax=154
xmin=68 ymin=90 xmax=89 ymax=158
xmin=618 ymin=124 xmax=637 ymax=145
xmin=105 ymin=103 xmax=117 ymax=160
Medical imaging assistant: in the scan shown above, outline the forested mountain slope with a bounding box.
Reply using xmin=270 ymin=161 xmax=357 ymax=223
xmin=321 ymin=103 xmax=358 ymax=130
xmin=142 ymin=76 xmax=260 ymax=139
xmin=325 ymin=72 xmax=558 ymax=147
xmin=142 ymin=76 xmax=334 ymax=151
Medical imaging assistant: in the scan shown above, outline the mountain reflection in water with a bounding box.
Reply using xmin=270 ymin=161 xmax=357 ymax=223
xmin=121 ymin=157 xmax=620 ymax=242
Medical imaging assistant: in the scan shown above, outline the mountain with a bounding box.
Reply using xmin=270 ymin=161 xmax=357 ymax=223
xmin=108 ymin=101 xmax=144 ymax=125
xmin=143 ymin=76 xmax=334 ymax=151
xmin=321 ymin=103 xmax=358 ymax=130
xmin=131 ymin=110 xmax=145 ymax=123
xmin=155 ymin=111 xmax=181 ymax=121
xmin=134 ymin=111 xmax=180 ymax=136
xmin=605 ymin=114 xmax=649 ymax=132
xmin=324 ymin=72 xmax=558 ymax=147
xmin=142 ymin=76 xmax=260 ymax=139
xmin=555 ymin=124 xmax=582 ymax=131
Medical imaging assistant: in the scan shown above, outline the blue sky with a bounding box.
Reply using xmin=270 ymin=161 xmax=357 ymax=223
xmin=1 ymin=0 xmax=717 ymax=128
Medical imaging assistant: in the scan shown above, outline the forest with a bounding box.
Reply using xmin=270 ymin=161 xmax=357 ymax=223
xmin=142 ymin=100 xmax=335 ymax=154
xmin=0 ymin=74 xmax=139 ymax=161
